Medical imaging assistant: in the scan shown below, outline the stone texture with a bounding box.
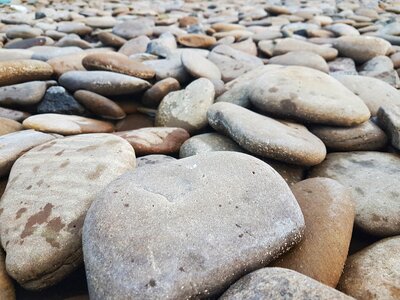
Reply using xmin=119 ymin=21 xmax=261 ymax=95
xmin=0 ymin=81 xmax=46 ymax=106
xmin=23 ymin=114 xmax=114 ymax=135
xmin=114 ymin=127 xmax=190 ymax=156
xmin=269 ymin=51 xmax=329 ymax=73
xmin=0 ymin=118 xmax=23 ymax=136
xmin=309 ymin=151 xmax=400 ymax=237
xmin=208 ymin=102 xmax=326 ymax=166
xmin=83 ymin=152 xmax=305 ymax=299
xmin=136 ymin=154 xmax=176 ymax=167
xmin=377 ymin=104 xmax=400 ymax=150
xmin=271 ymin=178 xmax=355 ymax=287
xmin=338 ymin=236 xmax=400 ymax=300
xmin=181 ymin=50 xmax=221 ymax=80
xmin=0 ymin=60 xmax=53 ymax=87
xmin=112 ymin=19 xmax=154 ymax=40
xmin=0 ymin=134 xmax=136 ymax=289
xmin=37 ymin=86 xmax=85 ymax=115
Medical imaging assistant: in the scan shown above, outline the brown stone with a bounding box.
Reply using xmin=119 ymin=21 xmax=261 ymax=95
xmin=0 ymin=117 xmax=23 ymax=136
xmin=142 ymin=78 xmax=180 ymax=107
xmin=47 ymin=53 xmax=88 ymax=78
xmin=0 ymin=107 xmax=30 ymax=122
xmin=0 ymin=60 xmax=53 ymax=87
xmin=115 ymin=113 xmax=154 ymax=131
xmin=177 ymin=34 xmax=216 ymax=48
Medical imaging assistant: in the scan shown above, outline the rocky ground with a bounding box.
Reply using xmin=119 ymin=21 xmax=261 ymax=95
xmin=0 ymin=0 xmax=399 ymax=299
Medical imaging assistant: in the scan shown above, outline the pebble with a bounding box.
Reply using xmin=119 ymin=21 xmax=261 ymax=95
xmin=136 ymin=154 xmax=176 ymax=167
xmin=114 ymin=127 xmax=189 ymax=156
xmin=37 ymin=86 xmax=85 ymax=115
xmin=0 ymin=107 xmax=30 ymax=122
xmin=0 ymin=249 xmax=15 ymax=300
xmin=0 ymin=118 xmax=23 ymax=136
xmin=269 ymin=51 xmax=330 ymax=73
xmin=271 ymin=178 xmax=355 ymax=287
xmin=377 ymin=104 xmax=400 ymax=150
xmin=0 ymin=60 xmax=53 ymax=87
xmin=0 ymin=81 xmax=46 ymax=106
xmin=309 ymin=151 xmax=400 ymax=237
xmin=177 ymin=33 xmax=216 ymax=48
xmin=181 ymin=50 xmax=221 ymax=80
xmin=273 ymin=38 xmax=338 ymax=60
xmin=0 ymin=134 xmax=135 ymax=289
xmin=83 ymin=152 xmax=304 ymax=298
xmin=112 ymin=19 xmax=154 ymax=39
xmin=142 ymin=77 xmax=180 ymax=107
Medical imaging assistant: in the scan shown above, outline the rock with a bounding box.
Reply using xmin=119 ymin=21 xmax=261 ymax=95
xmin=59 ymin=71 xmax=151 ymax=96
xmin=271 ymin=178 xmax=355 ymax=287
xmin=47 ymin=53 xmax=88 ymax=78
xmin=0 ymin=49 xmax=32 ymax=61
xmin=310 ymin=120 xmax=388 ymax=151
xmin=57 ymin=22 xmax=92 ymax=36
xmin=338 ymin=236 xmax=400 ymax=300
xmin=5 ymin=37 xmax=46 ymax=49
xmin=219 ymin=267 xmax=353 ymax=300
xmin=114 ymin=127 xmax=189 ymax=156
xmin=0 ymin=118 xmax=23 ymax=136
xmin=273 ymin=38 xmax=338 ymax=61
xmin=83 ymin=152 xmax=305 ymax=299
xmin=23 ymin=114 xmax=114 ymax=135
xmin=0 ymin=129 xmax=57 ymax=177
xmin=334 ymin=74 xmax=400 ymax=116
xmin=179 ymin=132 xmax=244 ymax=158
xmin=37 ymin=86 xmax=85 ymax=115
xmin=97 ymin=32 xmax=126 ymax=48
xmin=30 ymin=46 xmax=84 ymax=61
xmin=0 ymin=249 xmax=15 ymax=300
xmin=262 ymin=159 xmax=305 ymax=187
xmin=118 ymin=36 xmax=150 ymax=56
xmin=329 ymin=57 xmax=358 ymax=75
xmin=144 ymin=58 xmax=190 ymax=83
xmin=0 ymin=60 xmax=53 ymax=87
xmin=249 ymin=66 xmax=370 ymax=126
xmin=208 ymin=102 xmax=326 ymax=166
xmin=177 ymin=33 xmax=216 ymax=48
xmin=146 ymin=32 xmax=177 ymax=57
xmin=6 ymin=25 xmax=43 ymax=39
xmin=309 ymin=151 xmax=400 ymax=237
xmin=326 ymin=23 xmax=360 ymax=36
xmin=377 ymin=105 xmax=400 ymax=150
xmin=333 ymin=36 xmax=391 ymax=64
xmin=0 ymin=134 xmax=136 ymax=289
xmin=269 ymin=51 xmax=329 ymax=73
xmin=0 ymin=107 xmax=30 ymax=122
xmin=0 ymin=81 xmax=46 ymax=106
xmin=84 ymin=16 xmax=116 ymax=29
xmin=73 ymin=90 xmax=126 ymax=120
xmin=136 ymin=154 xmax=176 ymax=167
xmin=156 ymin=78 xmax=215 ymax=134
xmin=359 ymin=56 xmax=400 ymax=88
xmin=112 ymin=19 xmax=154 ymax=39
xmin=142 ymin=77 xmax=180 ymax=107
xmin=82 ymin=52 xmax=156 ymax=80
xmin=181 ymin=50 xmax=222 ymax=80
xmin=115 ymin=113 xmax=154 ymax=131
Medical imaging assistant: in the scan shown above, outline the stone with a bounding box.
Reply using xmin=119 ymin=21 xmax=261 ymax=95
xmin=271 ymin=178 xmax=355 ymax=287
xmin=328 ymin=57 xmax=358 ymax=75
xmin=37 ymin=86 xmax=85 ymax=115
xmin=118 ymin=36 xmax=150 ymax=56
xmin=179 ymin=132 xmax=244 ymax=158
xmin=57 ymin=22 xmax=92 ymax=36
xmin=114 ymin=127 xmax=189 ymax=156
xmin=0 ymin=60 xmax=53 ymax=87
xmin=310 ymin=120 xmax=388 ymax=151
xmin=249 ymin=66 xmax=370 ymax=126
xmin=0 ymin=49 xmax=33 ymax=61
xmin=144 ymin=58 xmax=190 ymax=83
xmin=0 ymin=130 xmax=57 ymax=177
xmin=359 ymin=56 xmax=400 ymax=88
xmin=273 ymin=38 xmax=338 ymax=61
xmin=338 ymin=236 xmax=400 ymax=300
xmin=219 ymin=267 xmax=353 ymax=300
xmin=84 ymin=16 xmax=116 ymax=29
xmin=142 ymin=77 xmax=180 ymax=108
xmin=208 ymin=102 xmax=326 ymax=166
xmin=115 ymin=113 xmax=154 ymax=131
xmin=269 ymin=51 xmax=329 ymax=73
xmin=181 ymin=50 xmax=221 ymax=80
xmin=177 ymin=33 xmax=216 ymax=48
xmin=156 ymin=78 xmax=215 ymax=134
xmin=334 ymin=74 xmax=400 ymax=116
xmin=0 ymin=118 xmax=23 ymax=136
xmin=83 ymin=152 xmax=305 ymax=299
xmin=5 ymin=37 xmax=46 ymax=49
xmin=6 ymin=25 xmax=43 ymax=39
xmin=326 ymin=23 xmax=360 ymax=36
xmin=97 ymin=32 xmax=126 ymax=48
xmin=0 ymin=134 xmax=136 ymax=289
xmin=59 ymin=71 xmax=151 ymax=96
xmin=377 ymin=105 xmax=400 ymax=150
xmin=136 ymin=154 xmax=176 ymax=167
xmin=309 ymin=151 xmax=400 ymax=237
xmin=333 ymin=36 xmax=391 ymax=64
xmin=0 ymin=81 xmax=46 ymax=106
xmin=47 ymin=53 xmax=88 ymax=78
xmin=0 ymin=107 xmax=30 ymax=122
xmin=30 ymin=46 xmax=84 ymax=61
xmin=0 ymin=249 xmax=15 ymax=300
xmin=23 ymin=114 xmax=114 ymax=135
xmin=82 ymin=52 xmax=156 ymax=80
xmin=146 ymin=32 xmax=177 ymax=57
xmin=73 ymin=90 xmax=126 ymax=120
xmin=112 ymin=19 xmax=154 ymax=39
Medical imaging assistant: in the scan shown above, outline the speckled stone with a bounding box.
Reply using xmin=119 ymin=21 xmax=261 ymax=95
xmin=0 ymin=60 xmax=53 ymax=87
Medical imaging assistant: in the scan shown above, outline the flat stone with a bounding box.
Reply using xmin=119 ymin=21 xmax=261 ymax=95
xmin=5 ymin=37 xmax=46 ymax=49
xmin=271 ymin=178 xmax=355 ymax=287
xmin=0 ymin=81 xmax=46 ymax=106
xmin=114 ymin=127 xmax=189 ymax=156
xmin=309 ymin=151 xmax=400 ymax=237
xmin=74 ymin=90 xmax=126 ymax=120
xmin=207 ymin=102 xmax=326 ymax=166
xmin=23 ymin=114 xmax=114 ymax=135
xmin=310 ymin=120 xmax=388 ymax=151
xmin=142 ymin=77 xmax=180 ymax=107
xmin=326 ymin=23 xmax=360 ymax=36
xmin=328 ymin=57 xmax=358 ymax=75
xmin=0 ymin=49 xmax=33 ymax=61
xmin=0 ymin=60 xmax=53 ymax=87
xmin=249 ymin=66 xmax=370 ymax=126
xmin=0 ymin=129 xmax=57 ymax=177
xmin=47 ymin=53 xmax=88 ymax=78
xmin=0 ymin=118 xmax=23 ymax=136
xmin=37 ymin=86 xmax=85 ymax=115
xmin=82 ymin=52 xmax=155 ymax=79
xmin=118 ymin=36 xmax=150 ymax=56
xmin=83 ymin=152 xmax=304 ymax=299
xmin=112 ymin=19 xmax=154 ymax=39
xmin=97 ymin=32 xmax=126 ymax=48
xmin=30 ymin=46 xmax=84 ymax=61
xmin=146 ymin=32 xmax=177 ymax=58
xmin=338 ymin=236 xmax=400 ymax=300
xmin=84 ymin=16 xmax=116 ymax=29
xmin=179 ymin=132 xmax=244 ymax=158
xmin=377 ymin=104 xmax=400 ymax=150
xmin=181 ymin=50 xmax=221 ymax=80
xmin=136 ymin=154 xmax=176 ymax=167
xmin=156 ymin=78 xmax=215 ymax=134
xmin=177 ymin=33 xmax=216 ymax=48
xmin=334 ymin=74 xmax=400 ymax=116
xmin=333 ymin=36 xmax=391 ymax=64
xmin=220 ymin=267 xmax=353 ymax=300
xmin=115 ymin=113 xmax=154 ymax=131
xmin=59 ymin=71 xmax=151 ymax=96
xmin=269 ymin=51 xmax=329 ymax=73
xmin=359 ymin=56 xmax=400 ymax=88
xmin=144 ymin=58 xmax=190 ymax=83
xmin=0 ymin=107 xmax=30 ymax=122
xmin=6 ymin=25 xmax=43 ymax=39
xmin=0 ymin=134 xmax=135 ymax=289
